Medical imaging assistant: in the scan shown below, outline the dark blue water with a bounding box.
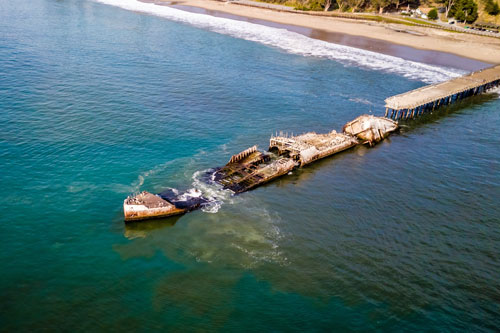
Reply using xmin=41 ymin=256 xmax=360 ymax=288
xmin=1 ymin=0 xmax=499 ymax=331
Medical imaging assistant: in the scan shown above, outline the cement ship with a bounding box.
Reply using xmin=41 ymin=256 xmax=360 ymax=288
xmin=123 ymin=115 xmax=398 ymax=222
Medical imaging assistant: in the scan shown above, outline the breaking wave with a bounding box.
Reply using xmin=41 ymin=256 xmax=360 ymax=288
xmin=191 ymin=169 xmax=234 ymax=213
xmin=158 ymin=169 xmax=235 ymax=214
xmin=95 ymin=0 xmax=465 ymax=84
xmin=490 ymin=86 xmax=500 ymax=97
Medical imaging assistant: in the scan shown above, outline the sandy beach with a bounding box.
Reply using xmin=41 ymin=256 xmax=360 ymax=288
xmin=162 ymin=0 xmax=500 ymax=65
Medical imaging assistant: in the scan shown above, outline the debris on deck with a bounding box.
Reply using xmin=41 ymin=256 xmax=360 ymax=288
xmin=214 ymin=147 xmax=296 ymax=193
xmin=123 ymin=191 xmax=186 ymax=222
xmin=343 ymin=115 xmax=399 ymax=145
xmin=269 ymin=130 xmax=358 ymax=166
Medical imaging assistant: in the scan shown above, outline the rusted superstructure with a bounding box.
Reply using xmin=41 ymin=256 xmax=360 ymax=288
xmin=123 ymin=115 xmax=399 ymax=222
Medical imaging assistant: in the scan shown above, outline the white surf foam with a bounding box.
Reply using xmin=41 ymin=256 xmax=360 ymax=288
xmin=489 ymin=86 xmax=500 ymax=97
xmin=94 ymin=0 xmax=466 ymax=83
xmin=191 ymin=169 xmax=234 ymax=213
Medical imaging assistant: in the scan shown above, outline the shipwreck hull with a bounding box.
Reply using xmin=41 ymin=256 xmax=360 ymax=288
xmin=269 ymin=130 xmax=358 ymax=166
xmin=123 ymin=191 xmax=186 ymax=222
xmin=214 ymin=147 xmax=298 ymax=193
xmin=343 ymin=115 xmax=398 ymax=145
xmin=123 ymin=116 xmax=399 ymax=222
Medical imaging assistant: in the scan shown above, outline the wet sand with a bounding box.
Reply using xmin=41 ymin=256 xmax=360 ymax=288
xmin=153 ymin=0 xmax=500 ymax=68
xmin=172 ymin=4 xmax=489 ymax=71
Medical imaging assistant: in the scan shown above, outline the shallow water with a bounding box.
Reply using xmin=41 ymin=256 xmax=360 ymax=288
xmin=169 ymin=3 xmax=487 ymax=72
xmin=1 ymin=0 xmax=499 ymax=331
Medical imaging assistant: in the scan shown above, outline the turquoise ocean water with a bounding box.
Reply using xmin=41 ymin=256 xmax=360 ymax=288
xmin=1 ymin=0 xmax=499 ymax=330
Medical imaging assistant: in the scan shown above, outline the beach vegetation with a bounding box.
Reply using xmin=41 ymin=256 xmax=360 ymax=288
xmin=293 ymin=0 xmax=327 ymax=10
xmin=449 ymin=0 xmax=478 ymax=22
xmin=453 ymin=7 xmax=467 ymax=19
xmin=335 ymin=0 xmax=348 ymax=11
xmin=401 ymin=16 xmax=438 ymax=24
xmin=428 ymin=7 xmax=439 ymax=18
xmin=484 ymin=0 xmax=500 ymax=15
xmin=290 ymin=0 xmax=333 ymax=10
xmin=347 ymin=0 xmax=367 ymax=11
xmin=442 ymin=0 xmax=457 ymax=17
xmin=268 ymin=0 xmax=494 ymax=24
xmin=274 ymin=0 xmax=438 ymax=14
xmin=372 ymin=0 xmax=394 ymax=13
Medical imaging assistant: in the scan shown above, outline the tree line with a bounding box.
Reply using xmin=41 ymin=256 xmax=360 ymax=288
xmin=269 ymin=0 xmax=499 ymax=22
xmin=291 ymin=0 xmax=421 ymax=13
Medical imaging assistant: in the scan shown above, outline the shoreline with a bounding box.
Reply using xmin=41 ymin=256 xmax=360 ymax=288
xmin=170 ymin=3 xmax=488 ymax=71
xmin=156 ymin=0 xmax=500 ymax=69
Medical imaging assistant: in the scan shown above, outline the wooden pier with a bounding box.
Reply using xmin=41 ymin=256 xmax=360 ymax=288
xmin=384 ymin=65 xmax=500 ymax=120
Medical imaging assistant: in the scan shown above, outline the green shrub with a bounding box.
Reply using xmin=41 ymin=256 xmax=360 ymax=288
xmin=428 ymin=8 xmax=438 ymax=19
xmin=485 ymin=0 xmax=500 ymax=15
xmin=449 ymin=0 xmax=478 ymax=23
xmin=293 ymin=0 xmax=326 ymax=10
